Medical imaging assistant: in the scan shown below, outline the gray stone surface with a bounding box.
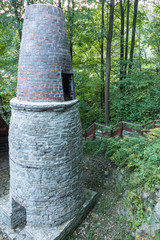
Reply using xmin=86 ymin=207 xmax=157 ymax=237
xmin=154 ymin=202 xmax=160 ymax=220
xmin=155 ymin=190 xmax=160 ymax=199
xmin=8 ymin=99 xmax=84 ymax=228
xmin=10 ymin=98 xmax=79 ymax=111
xmin=0 ymin=4 xmax=97 ymax=239
xmin=25 ymin=189 xmax=98 ymax=240
xmin=0 ymin=154 xmax=99 ymax=240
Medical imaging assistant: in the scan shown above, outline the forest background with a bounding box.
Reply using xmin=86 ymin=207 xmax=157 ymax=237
xmin=0 ymin=0 xmax=160 ymax=129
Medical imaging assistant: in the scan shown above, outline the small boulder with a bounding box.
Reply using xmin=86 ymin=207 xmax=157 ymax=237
xmin=154 ymin=202 xmax=160 ymax=220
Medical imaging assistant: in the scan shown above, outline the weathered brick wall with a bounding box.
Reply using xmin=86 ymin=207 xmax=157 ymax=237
xmin=17 ymin=4 xmax=73 ymax=102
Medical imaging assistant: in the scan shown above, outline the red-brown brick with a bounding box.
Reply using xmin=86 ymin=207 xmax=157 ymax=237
xmin=17 ymin=4 xmax=74 ymax=102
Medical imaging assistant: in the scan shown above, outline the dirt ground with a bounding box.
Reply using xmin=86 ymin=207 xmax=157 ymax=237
xmin=68 ymin=155 xmax=133 ymax=240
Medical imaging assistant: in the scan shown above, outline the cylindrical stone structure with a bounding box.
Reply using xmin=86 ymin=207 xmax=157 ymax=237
xmin=9 ymin=4 xmax=84 ymax=229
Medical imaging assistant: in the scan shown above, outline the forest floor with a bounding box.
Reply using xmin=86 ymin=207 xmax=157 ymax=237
xmin=0 ymin=154 xmax=134 ymax=240
xmin=68 ymin=155 xmax=134 ymax=240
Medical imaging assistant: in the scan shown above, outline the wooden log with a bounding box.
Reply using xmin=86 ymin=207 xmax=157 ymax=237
xmin=122 ymin=121 xmax=142 ymax=127
xmin=141 ymin=120 xmax=154 ymax=127
xmin=102 ymin=131 xmax=110 ymax=136
xmin=123 ymin=126 xmax=143 ymax=135
xmin=84 ymin=123 xmax=95 ymax=132
xmin=119 ymin=122 xmax=123 ymax=138
xmin=110 ymin=129 xmax=113 ymax=137
xmin=92 ymin=123 xmax=96 ymax=140
xmin=112 ymin=128 xmax=120 ymax=137
xmin=95 ymin=122 xmax=111 ymax=130
xmin=153 ymin=121 xmax=156 ymax=129
xmin=84 ymin=130 xmax=87 ymax=140
xmin=112 ymin=122 xmax=121 ymax=129
xmin=87 ymin=129 xmax=93 ymax=137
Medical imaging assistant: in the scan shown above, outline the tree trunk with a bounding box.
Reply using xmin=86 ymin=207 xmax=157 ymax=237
xmin=68 ymin=0 xmax=74 ymax=60
xmin=105 ymin=0 xmax=115 ymax=124
xmin=124 ymin=0 xmax=130 ymax=77
xmin=58 ymin=0 xmax=62 ymax=8
xmin=129 ymin=0 xmax=139 ymax=69
xmin=11 ymin=0 xmax=22 ymax=41
xmin=100 ymin=0 xmax=105 ymax=109
xmin=119 ymin=0 xmax=125 ymax=90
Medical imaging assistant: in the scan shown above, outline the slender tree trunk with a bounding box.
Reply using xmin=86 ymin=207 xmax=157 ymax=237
xmin=129 ymin=0 xmax=139 ymax=69
xmin=68 ymin=0 xmax=74 ymax=59
xmin=119 ymin=0 xmax=125 ymax=90
xmin=11 ymin=0 xmax=22 ymax=41
xmin=105 ymin=0 xmax=115 ymax=124
xmin=58 ymin=0 xmax=62 ymax=8
xmin=100 ymin=0 xmax=105 ymax=109
xmin=124 ymin=0 xmax=130 ymax=77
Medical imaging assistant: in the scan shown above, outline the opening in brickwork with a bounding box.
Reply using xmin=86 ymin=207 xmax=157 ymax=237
xmin=11 ymin=198 xmax=26 ymax=228
xmin=62 ymin=73 xmax=75 ymax=101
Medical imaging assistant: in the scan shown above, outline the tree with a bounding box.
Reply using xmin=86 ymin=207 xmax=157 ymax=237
xmin=124 ymin=0 xmax=130 ymax=77
xmin=119 ymin=0 xmax=125 ymax=89
xmin=105 ymin=0 xmax=115 ymax=124
xmin=10 ymin=0 xmax=25 ymax=41
xmin=129 ymin=0 xmax=139 ymax=69
xmin=100 ymin=0 xmax=105 ymax=109
xmin=58 ymin=0 xmax=62 ymax=8
xmin=67 ymin=0 xmax=75 ymax=59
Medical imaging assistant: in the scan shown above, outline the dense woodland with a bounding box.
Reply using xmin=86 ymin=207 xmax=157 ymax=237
xmin=0 ymin=0 xmax=160 ymax=128
xmin=1 ymin=1 xmax=160 ymax=237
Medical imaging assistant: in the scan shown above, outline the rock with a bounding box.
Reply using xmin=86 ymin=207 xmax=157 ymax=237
xmin=104 ymin=171 xmax=109 ymax=176
xmin=155 ymin=190 xmax=160 ymax=199
xmin=155 ymin=185 xmax=160 ymax=190
xmin=117 ymin=208 xmax=129 ymax=217
xmin=104 ymin=182 xmax=109 ymax=187
xmin=150 ymin=219 xmax=160 ymax=235
xmin=143 ymin=191 xmax=150 ymax=199
xmin=131 ymin=231 xmax=135 ymax=237
xmin=154 ymin=202 xmax=160 ymax=220
xmin=136 ymin=222 xmax=151 ymax=236
xmin=146 ymin=206 xmax=152 ymax=213
xmin=120 ymin=169 xmax=125 ymax=174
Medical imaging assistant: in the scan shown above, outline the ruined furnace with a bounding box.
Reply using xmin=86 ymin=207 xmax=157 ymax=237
xmin=9 ymin=4 xmax=84 ymax=229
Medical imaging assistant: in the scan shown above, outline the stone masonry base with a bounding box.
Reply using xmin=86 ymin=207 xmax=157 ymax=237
xmin=0 ymin=189 xmax=99 ymax=240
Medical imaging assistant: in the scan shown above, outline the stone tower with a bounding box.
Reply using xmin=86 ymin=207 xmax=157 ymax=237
xmin=0 ymin=4 xmax=97 ymax=240
xmin=9 ymin=3 xmax=84 ymax=229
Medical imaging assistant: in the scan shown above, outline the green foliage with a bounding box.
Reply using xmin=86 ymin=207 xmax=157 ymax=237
xmin=110 ymin=67 xmax=160 ymax=123
xmin=83 ymin=128 xmax=160 ymax=231
xmin=0 ymin=12 xmax=19 ymax=122
xmin=83 ymin=138 xmax=108 ymax=156
xmin=126 ymin=190 xmax=145 ymax=229
xmin=105 ymin=129 xmax=160 ymax=229
xmin=107 ymin=129 xmax=160 ymax=190
xmin=1 ymin=0 xmax=160 ymax=128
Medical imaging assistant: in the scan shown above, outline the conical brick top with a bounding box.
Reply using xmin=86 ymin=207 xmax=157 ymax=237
xmin=17 ymin=4 xmax=75 ymax=102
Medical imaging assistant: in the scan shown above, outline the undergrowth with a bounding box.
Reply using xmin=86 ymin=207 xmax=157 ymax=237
xmin=83 ymin=129 xmax=160 ymax=232
xmin=106 ymin=129 xmax=160 ymax=193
